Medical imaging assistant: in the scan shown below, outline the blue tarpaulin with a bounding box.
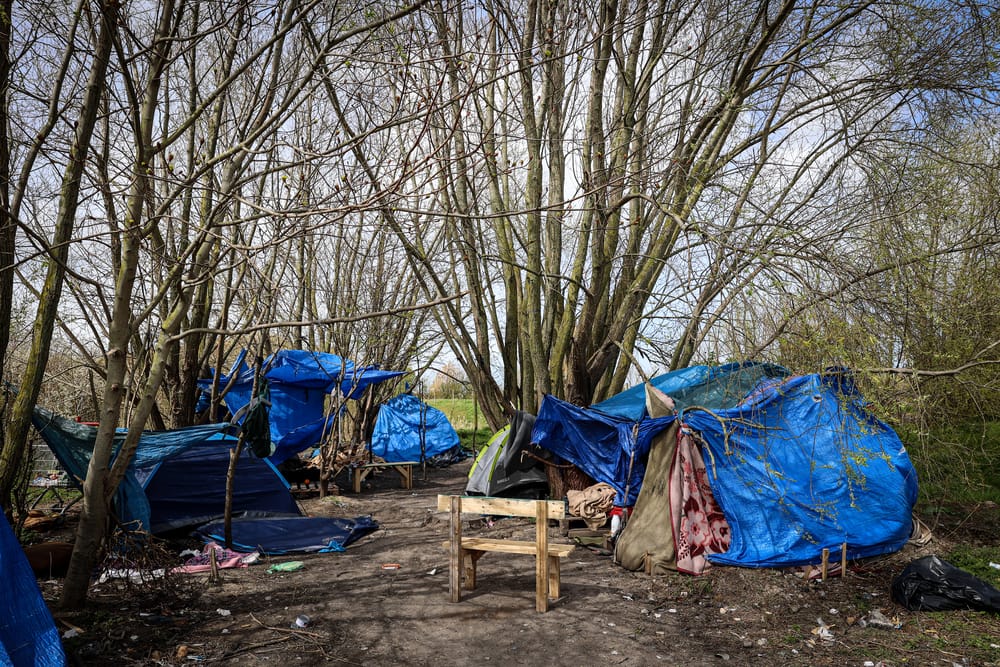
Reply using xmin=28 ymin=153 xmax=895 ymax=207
xmin=198 ymin=350 xmax=405 ymax=464
xmin=591 ymin=361 xmax=788 ymax=420
xmin=30 ymin=406 xmax=234 ymax=532
xmin=369 ymin=393 xmax=460 ymax=462
xmin=195 ymin=516 xmax=379 ymax=555
xmin=683 ymin=373 xmax=919 ymax=567
xmin=1 ymin=513 xmax=65 ymax=667
xmin=134 ymin=434 xmax=302 ymax=534
xmin=532 ymin=396 xmax=675 ymax=506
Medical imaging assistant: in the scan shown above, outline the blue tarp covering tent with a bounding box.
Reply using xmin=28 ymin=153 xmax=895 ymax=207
xmin=0 ymin=513 xmax=65 ymax=667
xmin=30 ymin=406 xmax=234 ymax=532
xmin=532 ymin=397 xmax=675 ymax=506
xmin=199 ymin=350 xmax=405 ymax=464
xmin=683 ymin=373 xmax=919 ymax=567
xmin=195 ymin=515 xmax=379 ymax=555
xmin=532 ymin=365 xmax=919 ymax=568
xmin=134 ymin=434 xmax=302 ymax=534
xmin=369 ymin=393 xmax=460 ymax=462
xmin=590 ymin=361 xmax=788 ymax=420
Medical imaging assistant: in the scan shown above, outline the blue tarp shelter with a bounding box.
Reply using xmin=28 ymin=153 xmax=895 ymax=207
xmin=134 ymin=435 xmax=302 ymax=534
xmin=199 ymin=350 xmax=405 ymax=464
xmin=531 ymin=364 xmax=919 ymax=568
xmin=195 ymin=515 xmax=378 ymax=555
xmin=1 ymin=514 xmax=65 ymax=667
xmin=369 ymin=393 xmax=460 ymax=462
xmin=30 ymin=406 xmax=234 ymax=532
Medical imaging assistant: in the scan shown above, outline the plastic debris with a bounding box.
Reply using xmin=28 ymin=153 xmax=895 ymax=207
xmin=858 ymin=609 xmax=901 ymax=630
xmin=216 ymin=609 xmax=231 ymax=617
xmin=811 ymin=618 xmax=834 ymax=642
xmin=293 ymin=615 xmax=311 ymax=628
xmin=267 ymin=561 xmax=305 ymax=573
xmin=891 ymin=555 xmax=1000 ymax=612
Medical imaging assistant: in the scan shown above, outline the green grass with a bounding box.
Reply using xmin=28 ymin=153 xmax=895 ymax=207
xmin=899 ymin=421 xmax=1000 ymax=504
xmin=428 ymin=398 xmax=485 ymax=431
xmin=946 ymin=544 xmax=1000 ymax=588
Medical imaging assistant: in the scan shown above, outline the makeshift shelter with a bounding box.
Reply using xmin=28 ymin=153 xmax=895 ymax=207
xmin=199 ymin=350 xmax=405 ymax=464
xmin=30 ymin=406 xmax=235 ymax=532
xmin=533 ymin=365 xmax=919 ymax=571
xmin=466 ymin=411 xmax=548 ymax=497
xmin=195 ymin=515 xmax=378 ymax=555
xmin=369 ymin=393 xmax=459 ymax=463
xmin=0 ymin=513 xmax=65 ymax=667
xmin=134 ymin=435 xmax=302 ymax=535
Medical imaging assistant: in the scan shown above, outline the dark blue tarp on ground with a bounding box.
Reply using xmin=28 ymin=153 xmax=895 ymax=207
xmin=591 ymin=361 xmax=789 ymax=420
xmin=134 ymin=435 xmax=302 ymax=534
xmin=532 ymin=396 xmax=676 ymax=506
xmin=195 ymin=516 xmax=378 ymax=555
xmin=369 ymin=393 xmax=460 ymax=463
xmin=198 ymin=350 xmax=405 ymax=464
xmin=682 ymin=373 xmax=919 ymax=568
xmin=1 ymin=513 xmax=65 ymax=667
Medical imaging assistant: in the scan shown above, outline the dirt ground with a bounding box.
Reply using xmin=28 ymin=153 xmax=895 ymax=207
xmin=36 ymin=459 xmax=1000 ymax=666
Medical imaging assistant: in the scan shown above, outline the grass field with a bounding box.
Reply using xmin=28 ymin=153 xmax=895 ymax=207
xmin=428 ymin=398 xmax=493 ymax=452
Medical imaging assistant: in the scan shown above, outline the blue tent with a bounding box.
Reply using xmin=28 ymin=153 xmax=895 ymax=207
xmin=532 ymin=365 xmax=919 ymax=568
xmin=134 ymin=434 xmax=302 ymax=534
xmin=369 ymin=393 xmax=460 ymax=462
xmin=31 ymin=406 xmax=235 ymax=532
xmin=199 ymin=350 xmax=405 ymax=464
xmin=1 ymin=513 xmax=65 ymax=667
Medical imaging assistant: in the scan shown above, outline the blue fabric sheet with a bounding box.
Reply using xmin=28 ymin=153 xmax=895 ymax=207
xmin=198 ymin=350 xmax=405 ymax=464
xmin=532 ymin=396 xmax=675 ymax=506
xmin=683 ymin=373 xmax=919 ymax=567
xmin=369 ymin=393 xmax=460 ymax=463
xmin=195 ymin=516 xmax=379 ymax=555
xmin=1 ymin=513 xmax=65 ymax=667
xmin=30 ymin=407 xmax=234 ymax=532
xmin=591 ymin=361 xmax=789 ymax=420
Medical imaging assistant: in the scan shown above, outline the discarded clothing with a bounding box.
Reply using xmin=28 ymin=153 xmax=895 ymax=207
xmin=172 ymin=542 xmax=260 ymax=574
xmin=568 ymin=483 xmax=616 ymax=529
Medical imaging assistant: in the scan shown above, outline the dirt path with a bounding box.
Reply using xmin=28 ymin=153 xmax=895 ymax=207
xmin=52 ymin=460 xmax=1000 ymax=666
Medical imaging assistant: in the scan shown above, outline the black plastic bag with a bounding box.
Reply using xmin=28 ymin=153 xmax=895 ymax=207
xmin=891 ymin=555 xmax=1000 ymax=612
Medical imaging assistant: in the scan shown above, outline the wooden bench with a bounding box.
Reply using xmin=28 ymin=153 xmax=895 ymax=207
xmin=351 ymin=461 xmax=419 ymax=493
xmin=437 ymin=495 xmax=575 ymax=612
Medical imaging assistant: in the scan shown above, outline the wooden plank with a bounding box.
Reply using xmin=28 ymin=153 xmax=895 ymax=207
xmin=536 ymin=498 xmax=549 ymax=612
xmin=435 ymin=495 xmax=566 ymax=519
xmin=449 ymin=496 xmax=462 ymax=603
xmin=357 ymin=461 xmax=420 ymax=469
xmin=440 ymin=539 xmax=574 ymax=558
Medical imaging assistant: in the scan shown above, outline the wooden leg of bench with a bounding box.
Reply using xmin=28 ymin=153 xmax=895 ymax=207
xmin=449 ymin=497 xmax=462 ymax=602
xmin=536 ymin=500 xmax=549 ymax=612
xmin=398 ymin=465 xmax=412 ymax=490
xmin=465 ymin=550 xmax=484 ymax=590
xmin=547 ymin=555 xmax=561 ymax=600
xmin=352 ymin=468 xmax=363 ymax=494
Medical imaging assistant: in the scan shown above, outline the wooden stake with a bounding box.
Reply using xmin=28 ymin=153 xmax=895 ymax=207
xmin=840 ymin=542 xmax=847 ymax=578
xmin=820 ymin=547 xmax=830 ymax=581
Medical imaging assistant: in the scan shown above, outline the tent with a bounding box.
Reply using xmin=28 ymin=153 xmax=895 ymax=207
xmin=199 ymin=350 xmax=405 ymax=464
xmin=532 ymin=365 xmax=919 ymax=570
xmin=134 ymin=435 xmax=302 ymax=534
xmin=369 ymin=393 xmax=459 ymax=463
xmin=1 ymin=513 xmax=65 ymax=667
xmin=30 ymin=406 xmax=235 ymax=532
xmin=466 ymin=411 xmax=548 ymax=497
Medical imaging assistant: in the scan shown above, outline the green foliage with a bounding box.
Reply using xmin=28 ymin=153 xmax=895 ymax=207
xmin=900 ymin=421 xmax=1000 ymax=504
